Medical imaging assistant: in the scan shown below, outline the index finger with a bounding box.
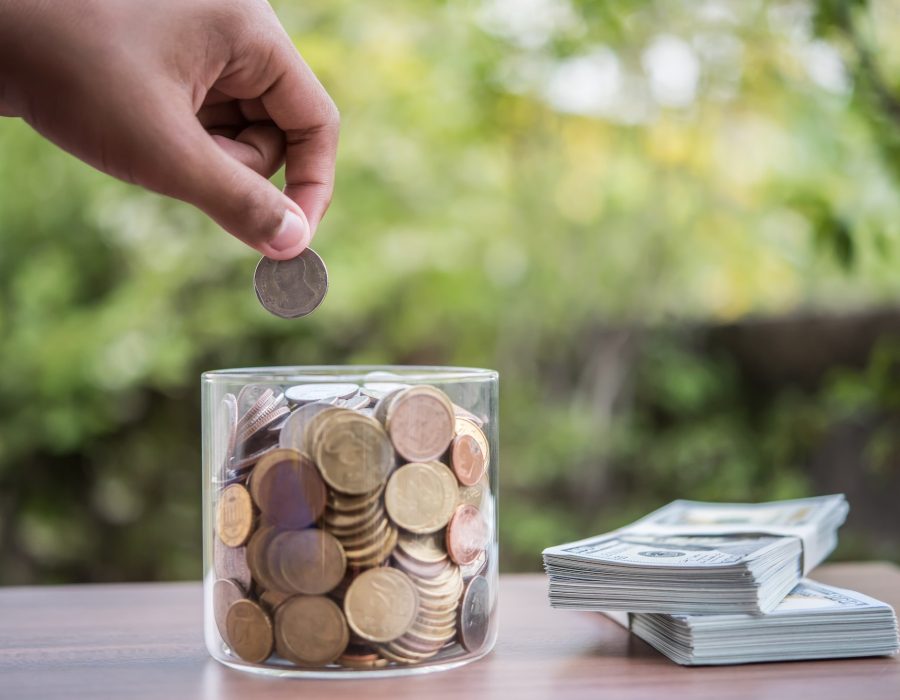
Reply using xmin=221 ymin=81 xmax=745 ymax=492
xmin=261 ymin=45 xmax=340 ymax=235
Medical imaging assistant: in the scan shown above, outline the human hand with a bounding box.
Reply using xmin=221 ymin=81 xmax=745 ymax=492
xmin=0 ymin=0 xmax=339 ymax=259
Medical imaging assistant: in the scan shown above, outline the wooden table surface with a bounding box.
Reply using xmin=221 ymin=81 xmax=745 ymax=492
xmin=0 ymin=563 xmax=898 ymax=700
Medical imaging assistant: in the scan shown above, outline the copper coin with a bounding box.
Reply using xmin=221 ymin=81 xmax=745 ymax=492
xmin=250 ymin=448 xmax=327 ymax=529
xmin=213 ymin=578 xmax=246 ymax=643
xmin=274 ymin=595 xmax=349 ymax=666
xmin=259 ymin=588 xmax=291 ymax=614
xmin=314 ymin=411 xmax=394 ymax=495
xmin=213 ymin=539 xmax=252 ymax=590
xmin=246 ymin=526 xmax=284 ymax=592
xmin=446 ymin=505 xmax=488 ymax=566
xmin=269 ymin=529 xmax=347 ymax=595
xmin=450 ymin=434 xmax=486 ymax=487
xmin=253 ymin=248 xmax=328 ymax=319
xmin=343 ymin=567 xmax=419 ymax=643
xmin=459 ymin=575 xmax=490 ymax=652
xmin=386 ymin=387 xmax=455 ymax=462
xmin=385 ymin=462 xmax=458 ymax=534
xmin=216 ymin=484 xmax=255 ymax=547
xmin=454 ymin=417 xmax=490 ymax=470
xmin=225 ymin=599 xmax=274 ymax=663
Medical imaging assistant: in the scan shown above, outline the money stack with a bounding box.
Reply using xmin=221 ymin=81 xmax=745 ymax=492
xmin=630 ymin=579 xmax=899 ymax=665
xmin=544 ymin=496 xmax=900 ymax=665
xmin=543 ymin=496 xmax=849 ymax=614
xmin=210 ymin=381 xmax=494 ymax=669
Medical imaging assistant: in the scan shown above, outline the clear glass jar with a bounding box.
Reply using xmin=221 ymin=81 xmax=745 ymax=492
xmin=201 ymin=366 xmax=499 ymax=678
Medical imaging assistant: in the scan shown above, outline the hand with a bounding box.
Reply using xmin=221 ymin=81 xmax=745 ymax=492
xmin=0 ymin=0 xmax=339 ymax=259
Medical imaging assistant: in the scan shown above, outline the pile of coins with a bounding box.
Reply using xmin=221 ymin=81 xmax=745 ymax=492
xmin=210 ymin=380 xmax=494 ymax=669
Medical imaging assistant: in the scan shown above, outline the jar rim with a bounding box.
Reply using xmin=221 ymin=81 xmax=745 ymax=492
xmin=201 ymin=364 xmax=498 ymax=384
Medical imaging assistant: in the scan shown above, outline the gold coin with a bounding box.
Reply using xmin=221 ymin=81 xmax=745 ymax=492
xmin=397 ymin=530 xmax=448 ymax=564
xmin=339 ymin=651 xmax=389 ymax=669
xmin=213 ymin=578 xmax=246 ymax=643
xmin=216 ymin=484 xmax=255 ymax=547
xmin=346 ymin=526 xmax=398 ymax=568
xmin=323 ymin=499 xmax=381 ymax=529
xmin=268 ymin=529 xmax=347 ymax=595
xmin=458 ymin=474 xmax=489 ymax=509
xmin=386 ymin=386 xmax=456 ymax=462
xmin=328 ymin=484 xmax=384 ymax=513
xmin=250 ymin=448 xmax=327 ymax=530
xmin=337 ymin=515 xmax=390 ymax=550
xmin=275 ymin=595 xmax=349 ymax=666
xmin=225 ymin=599 xmax=274 ymax=663
xmin=385 ymin=462 xmax=458 ymax=534
xmin=314 ymin=410 xmax=394 ymax=495
xmin=344 ymin=567 xmax=419 ymax=643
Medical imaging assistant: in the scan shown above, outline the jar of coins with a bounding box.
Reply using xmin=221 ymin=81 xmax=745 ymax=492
xmin=202 ymin=366 xmax=499 ymax=677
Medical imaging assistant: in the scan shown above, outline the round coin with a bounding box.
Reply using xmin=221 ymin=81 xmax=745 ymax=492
xmin=274 ymin=595 xmax=350 ymax=666
xmin=314 ymin=411 xmax=394 ymax=495
xmin=286 ymin=383 xmax=360 ymax=404
xmin=397 ymin=530 xmax=448 ymax=565
xmin=384 ymin=462 xmax=458 ymax=534
xmin=445 ymin=504 xmax=488 ymax=566
xmin=213 ymin=539 xmax=252 ymax=590
xmin=216 ymin=484 xmax=255 ymax=547
xmin=343 ymin=567 xmax=419 ymax=643
xmin=225 ymin=599 xmax=274 ymax=663
xmin=213 ymin=578 xmax=246 ymax=643
xmin=269 ymin=529 xmax=346 ymax=595
xmin=459 ymin=575 xmax=490 ymax=653
xmin=250 ymin=448 xmax=327 ymax=530
xmin=278 ymin=401 xmax=333 ymax=454
xmin=450 ymin=434 xmax=486 ymax=487
xmin=386 ymin=387 xmax=455 ymax=462
xmin=253 ymin=248 xmax=328 ymax=319
xmin=455 ymin=417 xmax=490 ymax=471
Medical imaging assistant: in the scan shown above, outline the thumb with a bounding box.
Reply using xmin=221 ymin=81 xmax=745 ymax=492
xmin=171 ymin=125 xmax=311 ymax=260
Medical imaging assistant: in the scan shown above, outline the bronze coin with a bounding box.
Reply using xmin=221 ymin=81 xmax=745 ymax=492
xmin=225 ymin=599 xmax=274 ymax=663
xmin=343 ymin=567 xmax=419 ymax=643
xmin=259 ymin=588 xmax=291 ymax=614
xmin=213 ymin=539 xmax=252 ymax=590
xmin=250 ymin=448 xmax=327 ymax=530
xmin=328 ymin=484 xmax=384 ymax=513
xmin=346 ymin=526 xmax=398 ymax=569
xmin=459 ymin=575 xmax=490 ymax=653
xmin=385 ymin=462 xmax=458 ymax=534
xmin=454 ymin=417 xmax=490 ymax=469
xmin=458 ymin=475 xmax=490 ymax=510
xmin=446 ymin=504 xmax=488 ymax=566
xmin=386 ymin=387 xmax=456 ymax=462
xmin=246 ymin=526 xmax=284 ymax=592
xmin=274 ymin=595 xmax=349 ymax=666
xmin=216 ymin=484 xmax=255 ymax=547
xmin=314 ymin=410 xmax=394 ymax=495
xmin=269 ymin=529 xmax=346 ymax=595
xmin=450 ymin=434 xmax=486 ymax=487
xmin=213 ymin=578 xmax=246 ymax=643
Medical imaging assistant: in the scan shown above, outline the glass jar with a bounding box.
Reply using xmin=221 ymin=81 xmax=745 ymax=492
xmin=201 ymin=366 xmax=499 ymax=677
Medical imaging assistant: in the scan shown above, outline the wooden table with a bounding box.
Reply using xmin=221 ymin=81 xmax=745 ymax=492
xmin=1 ymin=563 xmax=897 ymax=700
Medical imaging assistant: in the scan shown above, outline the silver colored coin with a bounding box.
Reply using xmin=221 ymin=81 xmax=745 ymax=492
xmin=253 ymin=248 xmax=328 ymax=319
xmin=237 ymin=384 xmax=271 ymax=419
xmin=215 ymin=394 xmax=238 ymax=478
xmin=285 ymin=383 xmax=359 ymax=404
xmin=459 ymin=575 xmax=490 ymax=653
xmin=278 ymin=401 xmax=334 ymax=452
xmin=334 ymin=394 xmax=371 ymax=410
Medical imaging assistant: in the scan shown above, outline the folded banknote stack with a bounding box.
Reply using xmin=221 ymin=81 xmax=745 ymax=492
xmin=543 ymin=495 xmax=900 ymax=665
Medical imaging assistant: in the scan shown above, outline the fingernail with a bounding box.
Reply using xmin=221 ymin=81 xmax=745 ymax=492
xmin=269 ymin=210 xmax=310 ymax=252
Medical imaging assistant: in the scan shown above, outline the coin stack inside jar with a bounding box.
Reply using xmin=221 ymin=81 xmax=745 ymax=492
xmin=211 ymin=380 xmax=494 ymax=669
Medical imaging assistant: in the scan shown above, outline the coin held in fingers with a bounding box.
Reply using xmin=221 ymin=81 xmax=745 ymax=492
xmin=254 ymin=249 xmax=328 ymax=318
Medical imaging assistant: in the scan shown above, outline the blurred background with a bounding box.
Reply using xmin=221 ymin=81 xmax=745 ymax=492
xmin=1 ymin=0 xmax=899 ymax=584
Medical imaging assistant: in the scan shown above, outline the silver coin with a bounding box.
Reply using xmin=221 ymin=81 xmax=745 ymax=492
xmin=215 ymin=394 xmax=239 ymax=478
xmin=334 ymin=394 xmax=371 ymax=410
xmin=459 ymin=575 xmax=490 ymax=652
xmin=284 ymin=383 xmax=359 ymax=404
xmin=237 ymin=384 xmax=272 ymax=420
xmin=278 ymin=401 xmax=334 ymax=452
xmin=253 ymin=248 xmax=328 ymax=319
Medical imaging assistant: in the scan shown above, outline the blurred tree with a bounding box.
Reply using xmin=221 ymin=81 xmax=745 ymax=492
xmin=0 ymin=0 xmax=898 ymax=582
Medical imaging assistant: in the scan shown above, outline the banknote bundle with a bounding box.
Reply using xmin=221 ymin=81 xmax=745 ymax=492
xmin=630 ymin=580 xmax=899 ymax=665
xmin=543 ymin=496 xmax=849 ymax=614
xmin=543 ymin=495 xmax=900 ymax=664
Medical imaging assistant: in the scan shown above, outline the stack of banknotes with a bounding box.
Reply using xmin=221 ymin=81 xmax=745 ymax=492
xmin=543 ymin=495 xmax=900 ymax=665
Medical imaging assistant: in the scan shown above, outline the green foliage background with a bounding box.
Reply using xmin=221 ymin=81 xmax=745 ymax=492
xmin=1 ymin=0 xmax=899 ymax=583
